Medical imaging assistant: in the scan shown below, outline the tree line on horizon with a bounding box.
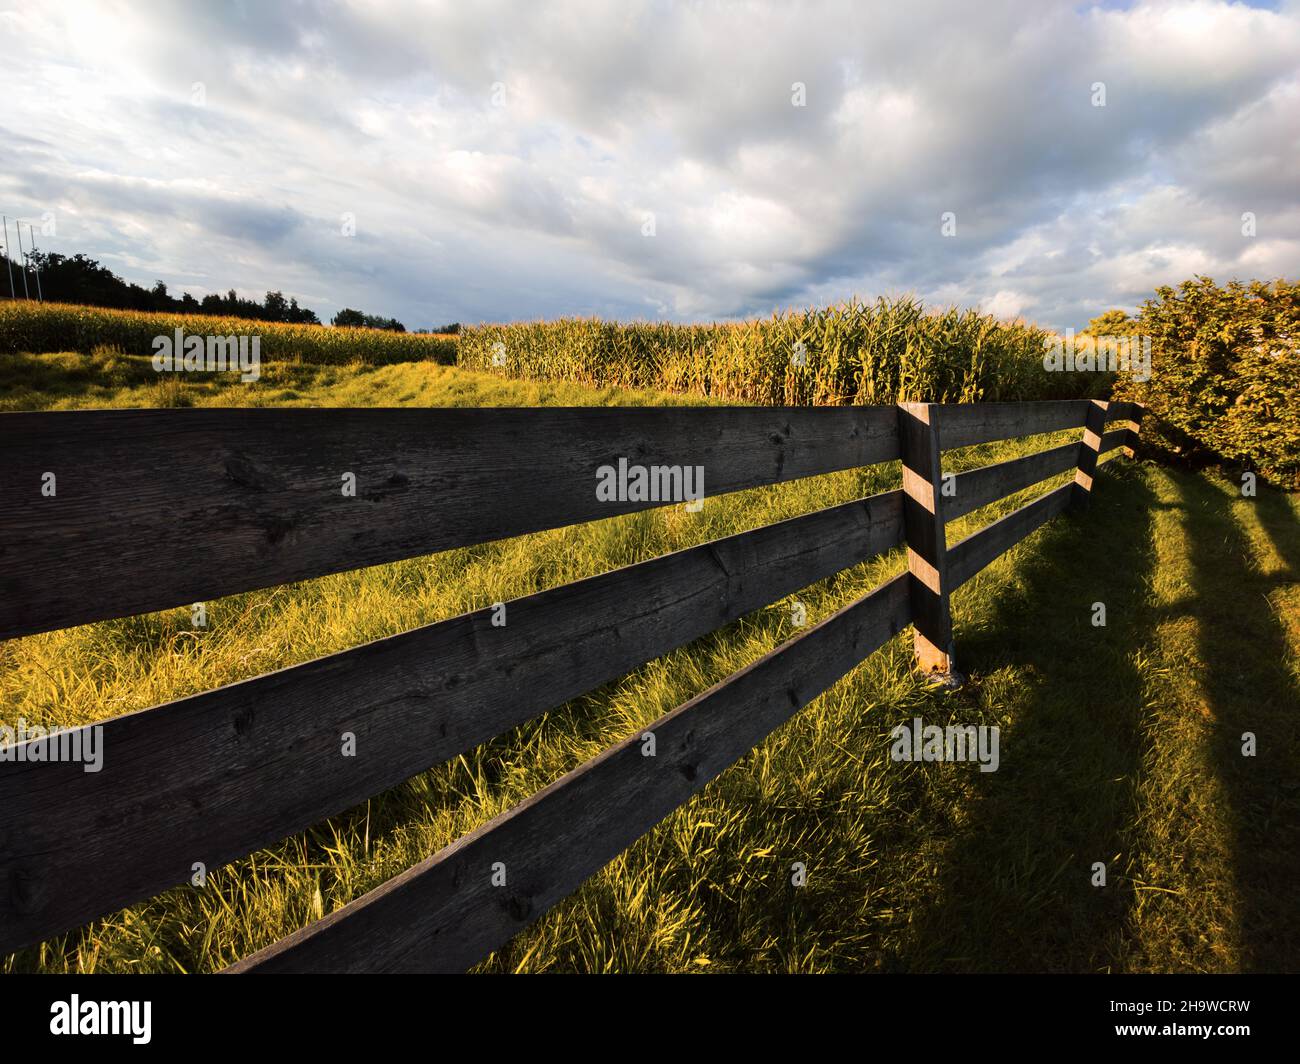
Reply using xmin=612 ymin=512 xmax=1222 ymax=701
xmin=0 ymin=248 xmax=435 ymax=332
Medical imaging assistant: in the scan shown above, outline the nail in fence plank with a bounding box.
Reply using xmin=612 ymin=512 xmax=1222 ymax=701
xmin=0 ymin=489 xmax=904 ymax=955
xmin=897 ymin=403 xmax=953 ymax=674
xmin=226 ymin=573 xmax=913 ymax=973
xmin=0 ymin=406 xmax=900 ymax=640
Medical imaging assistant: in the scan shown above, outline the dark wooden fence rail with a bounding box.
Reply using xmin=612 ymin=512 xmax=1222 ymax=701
xmin=0 ymin=398 xmax=1140 ymax=967
xmin=0 ymin=407 xmax=899 ymax=639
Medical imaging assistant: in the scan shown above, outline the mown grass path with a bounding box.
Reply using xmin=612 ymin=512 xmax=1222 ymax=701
xmin=892 ymin=463 xmax=1299 ymax=972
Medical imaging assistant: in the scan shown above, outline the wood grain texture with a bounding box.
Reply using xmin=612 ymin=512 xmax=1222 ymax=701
xmin=226 ymin=573 xmax=914 ymax=973
xmin=936 ymin=401 xmax=1089 ymax=450
xmin=0 ymin=406 xmax=900 ymax=639
xmin=942 ymin=442 xmax=1081 ymax=522
xmin=0 ymin=489 xmax=904 ymax=955
xmin=946 ymin=482 xmax=1074 ymax=589
xmin=935 ymin=400 xmax=1139 ymax=451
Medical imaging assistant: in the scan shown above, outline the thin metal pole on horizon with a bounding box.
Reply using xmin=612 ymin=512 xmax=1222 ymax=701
xmin=1 ymin=217 xmax=15 ymax=299
xmin=27 ymin=223 xmax=43 ymax=301
xmin=14 ymin=218 xmax=30 ymax=299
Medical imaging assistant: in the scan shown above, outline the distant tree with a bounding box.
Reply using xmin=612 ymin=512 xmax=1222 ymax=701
xmin=331 ymin=307 xmax=365 ymax=328
xmin=17 ymin=252 xmax=132 ymax=307
xmin=331 ymin=307 xmax=405 ymax=331
xmin=9 ymin=248 xmax=325 ymax=324
xmin=263 ymin=290 xmax=289 ymax=320
xmin=284 ymin=296 xmax=320 ymax=325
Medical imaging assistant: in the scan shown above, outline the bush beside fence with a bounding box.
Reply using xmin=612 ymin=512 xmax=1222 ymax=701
xmin=1113 ymin=277 xmax=1300 ymax=488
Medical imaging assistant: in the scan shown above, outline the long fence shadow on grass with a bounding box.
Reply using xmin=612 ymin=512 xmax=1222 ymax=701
xmin=1171 ymin=471 xmax=1300 ymax=972
xmin=1252 ymin=482 xmax=1300 ymax=582
xmin=892 ymin=463 xmax=1158 ymax=972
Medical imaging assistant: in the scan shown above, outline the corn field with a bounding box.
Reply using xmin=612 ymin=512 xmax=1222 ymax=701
xmin=0 ymin=301 xmax=457 ymax=367
xmin=459 ymin=297 xmax=1108 ymax=405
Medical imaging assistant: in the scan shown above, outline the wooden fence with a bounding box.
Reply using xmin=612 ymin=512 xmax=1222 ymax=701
xmin=0 ymin=398 xmax=1141 ymax=970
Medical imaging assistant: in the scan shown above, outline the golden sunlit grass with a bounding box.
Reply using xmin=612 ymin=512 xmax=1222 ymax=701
xmin=0 ymin=348 xmax=714 ymax=412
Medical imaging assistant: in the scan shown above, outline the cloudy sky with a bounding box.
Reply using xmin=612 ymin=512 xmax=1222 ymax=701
xmin=0 ymin=0 xmax=1296 ymax=331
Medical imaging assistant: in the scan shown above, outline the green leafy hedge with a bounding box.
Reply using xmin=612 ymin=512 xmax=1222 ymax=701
xmin=1112 ymin=277 xmax=1299 ymax=488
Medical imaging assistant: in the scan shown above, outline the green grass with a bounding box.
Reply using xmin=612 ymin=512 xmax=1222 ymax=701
xmin=1 ymin=351 xmax=1296 ymax=973
xmin=0 ymin=348 xmax=715 ymax=411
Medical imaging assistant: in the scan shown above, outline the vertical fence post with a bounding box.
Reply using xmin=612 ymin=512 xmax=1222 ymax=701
xmin=898 ymin=402 xmax=956 ymax=679
xmin=1071 ymin=399 xmax=1108 ymax=509
xmin=1124 ymin=403 xmax=1144 ymax=459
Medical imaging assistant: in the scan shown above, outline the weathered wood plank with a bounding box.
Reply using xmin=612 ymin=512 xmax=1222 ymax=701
xmin=226 ymin=573 xmax=914 ymax=973
xmin=936 ymin=401 xmax=1089 ymax=450
xmin=0 ymin=489 xmax=904 ymax=955
xmin=935 ymin=399 xmax=1138 ymax=451
xmin=947 ymin=483 xmax=1074 ymax=589
xmin=1099 ymin=427 xmax=1129 ymax=455
xmin=0 ymin=406 xmax=900 ymax=639
xmin=942 ymin=442 xmax=1080 ymax=522
xmin=897 ymin=404 xmax=953 ymax=674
